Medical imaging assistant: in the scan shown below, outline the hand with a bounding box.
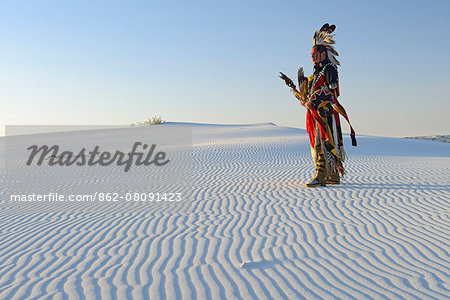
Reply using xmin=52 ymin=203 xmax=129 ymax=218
xmin=292 ymin=89 xmax=306 ymax=106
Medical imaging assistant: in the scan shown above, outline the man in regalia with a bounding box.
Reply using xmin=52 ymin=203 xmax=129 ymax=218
xmin=280 ymin=23 xmax=356 ymax=187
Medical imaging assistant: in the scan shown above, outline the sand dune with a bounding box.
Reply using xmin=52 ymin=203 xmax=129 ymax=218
xmin=1 ymin=123 xmax=449 ymax=299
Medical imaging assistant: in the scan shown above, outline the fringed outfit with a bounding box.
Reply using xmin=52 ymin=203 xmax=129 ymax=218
xmin=294 ymin=23 xmax=356 ymax=187
xmin=302 ymin=59 xmax=347 ymax=183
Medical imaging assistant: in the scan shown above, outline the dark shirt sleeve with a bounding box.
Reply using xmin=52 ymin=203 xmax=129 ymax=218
xmin=324 ymin=64 xmax=338 ymax=89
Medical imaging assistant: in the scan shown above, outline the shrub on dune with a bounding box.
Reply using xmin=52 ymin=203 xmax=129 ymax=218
xmin=130 ymin=116 xmax=166 ymax=127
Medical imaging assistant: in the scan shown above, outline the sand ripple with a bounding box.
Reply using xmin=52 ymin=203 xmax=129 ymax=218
xmin=1 ymin=124 xmax=449 ymax=299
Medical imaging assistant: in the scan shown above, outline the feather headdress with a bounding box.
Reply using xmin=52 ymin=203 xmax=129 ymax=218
xmin=313 ymin=23 xmax=340 ymax=66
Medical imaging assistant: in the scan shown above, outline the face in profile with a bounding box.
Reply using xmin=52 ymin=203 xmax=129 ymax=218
xmin=311 ymin=47 xmax=326 ymax=64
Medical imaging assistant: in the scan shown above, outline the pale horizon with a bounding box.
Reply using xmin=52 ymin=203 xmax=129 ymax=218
xmin=1 ymin=0 xmax=449 ymax=138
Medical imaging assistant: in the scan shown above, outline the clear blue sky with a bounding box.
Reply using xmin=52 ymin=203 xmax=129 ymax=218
xmin=1 ymin=0 xmax=449 ymax=137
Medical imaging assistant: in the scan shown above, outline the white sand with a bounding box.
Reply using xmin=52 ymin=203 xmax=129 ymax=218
xmin=1 ymin=123 xmax=449 ymax=299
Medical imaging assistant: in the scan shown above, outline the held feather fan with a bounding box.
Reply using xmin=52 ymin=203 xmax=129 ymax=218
xmin=297 ymin=67 xmax=312 ymax=101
